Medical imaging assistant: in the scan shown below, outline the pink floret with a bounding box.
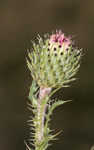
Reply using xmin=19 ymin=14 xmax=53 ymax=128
xmin=50 ymin=31 xmax=71 ymax=49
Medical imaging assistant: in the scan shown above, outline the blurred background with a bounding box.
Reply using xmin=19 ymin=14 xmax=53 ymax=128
xmin=0 ymin=0 xmax=94 ymax=150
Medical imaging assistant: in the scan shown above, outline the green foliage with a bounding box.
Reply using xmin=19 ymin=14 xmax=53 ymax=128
xmin=45 ymin=100 xmax=71 ymax=129
xmin=27 ymin=80 xmax=72 ymax=150
xmin=28 ymin=80 xmax=39 ymax=108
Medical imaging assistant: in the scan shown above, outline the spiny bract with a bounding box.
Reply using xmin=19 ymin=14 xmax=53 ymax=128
xmin=27 ymin=30 xmax=82 ymax=88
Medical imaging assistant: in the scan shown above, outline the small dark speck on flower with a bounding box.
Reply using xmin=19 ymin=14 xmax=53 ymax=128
xmin=59 ymin=45 xmax=62 ymax=48
xmin=54 ymin=47 xmax=57 ymax=51
xmin=55 ymin=53 xmax=57 ymax=56
xmin=61 ymin=52 xmax=63 ymax=55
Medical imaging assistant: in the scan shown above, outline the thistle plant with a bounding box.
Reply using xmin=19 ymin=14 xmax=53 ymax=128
xmin=26 ymin=30 xmax=82 ymax=150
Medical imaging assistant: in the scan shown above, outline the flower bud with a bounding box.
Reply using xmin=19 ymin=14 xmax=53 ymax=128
xmin=27 ymin=30 xmax=82 ymax=88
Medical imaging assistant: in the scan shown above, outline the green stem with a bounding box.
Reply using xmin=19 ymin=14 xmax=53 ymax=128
xmin=35 ymin=87 xmax=51 ymax=150
xmin=37 ymin=98 xmax=47 ymax=143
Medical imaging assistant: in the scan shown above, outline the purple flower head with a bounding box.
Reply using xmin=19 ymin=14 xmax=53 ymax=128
xmin=50 ymin=30 xmax=72 ymax=49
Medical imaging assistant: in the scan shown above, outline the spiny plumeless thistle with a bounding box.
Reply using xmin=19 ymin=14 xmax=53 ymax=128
xmin=26 ymin=30 xmax=82 ymax=150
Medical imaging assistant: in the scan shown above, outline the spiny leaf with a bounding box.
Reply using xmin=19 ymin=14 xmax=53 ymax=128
xmin=44 ymin=100 xmax=71 ymax=134
xmin=47 ymin=100 xmax=71 ymax=119
xmin=24 ymin=141 xmax=33 ymax=150
xmin=49 ymin=130 xmax=62 ymax=141
xmin=28 ymin=80 xmax=38 ymax=101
